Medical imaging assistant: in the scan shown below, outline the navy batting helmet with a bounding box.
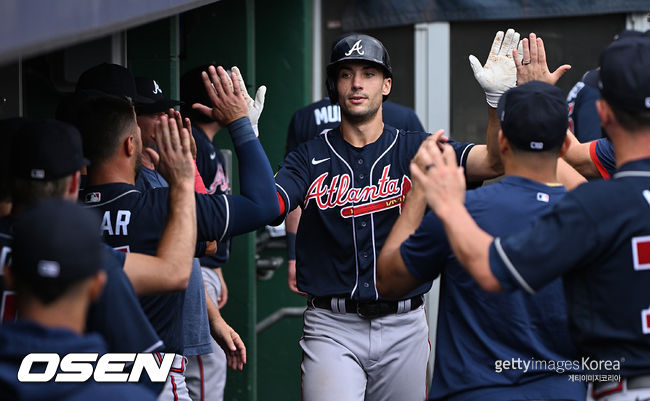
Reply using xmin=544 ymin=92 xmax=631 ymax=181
xmin=326 ymin=33 xmax=392 ymax=105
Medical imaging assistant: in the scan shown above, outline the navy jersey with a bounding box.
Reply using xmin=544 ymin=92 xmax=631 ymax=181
xmin=285 ymin=98 xmax=425 ymax=155
xmin=0 ymin=321 xmax=156 ymax=400
xmin=0 ymin=216 xmax=162 ymax=354
xmin=136 ymin=167 xmax=212 ymax=357
xmin=275 ymin=125 xmax=474 ymax=301
xmin=81 ymin=117 xmax=278 ymax=353
xmin=401 ymin=176 xmax=584 ymax=401
xmin=590 ymin=138 xmax=617 ymax=179
xmin=567 ymin=70 xmax=602 ymax=143
xmin=192 ymin=125 xmax=231 ymax=267
xmin=490 ymin=158 xmax=650 ymax=376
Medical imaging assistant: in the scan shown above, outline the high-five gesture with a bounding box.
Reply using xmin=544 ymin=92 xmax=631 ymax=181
xmin=513 ymin=32 xmax=571 ymax=86
xmin=231 ymin=66 xmax=266 ymax=137
xmin=193 ymin=65 xmax=249 ymax=126
xmin=469 ymin=28 xmax=521 ymax=107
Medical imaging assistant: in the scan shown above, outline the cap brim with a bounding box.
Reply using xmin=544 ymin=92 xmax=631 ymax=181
xmin=135 ymin=99 xmax=183 ymax=114
xmin=582 ymin=69 xmax=600 ymax=89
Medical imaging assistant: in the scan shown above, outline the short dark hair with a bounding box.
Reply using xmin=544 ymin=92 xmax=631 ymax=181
xmin=75 ymin=95 xmax=137 ymax=167
xmin=11 ymin=272 xmax=85 ymax=305
xmin=610 ymin=105 xmax=650 ymax=133
xmin=11 ymin=176 xmax=72 ymax=207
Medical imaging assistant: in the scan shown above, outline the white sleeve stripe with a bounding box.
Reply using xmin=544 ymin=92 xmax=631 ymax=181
xmin=143 ymin=340 xmax=164 ymax=353
xmin=459 ymin=143 xmax=475 ymax=167
xmin=275 ymin=183 xmax=291 ymax=214
xmin=494 ymin=237 xmax=535 ymax=295
xmin=219 ymin=194 xmax=230 ymax=242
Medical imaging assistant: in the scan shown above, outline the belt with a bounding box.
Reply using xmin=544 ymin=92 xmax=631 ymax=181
xmin=592 ymin=374 xmax=650 ymax=398
xmin=309 ymin=295 xmax=424 ymax=319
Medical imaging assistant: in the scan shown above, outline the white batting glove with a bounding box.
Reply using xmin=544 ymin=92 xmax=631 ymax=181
xmin=468 ymin=28 xmax=520 ymax=108
xmin=231 ymin=66 xmax=266 ymax=137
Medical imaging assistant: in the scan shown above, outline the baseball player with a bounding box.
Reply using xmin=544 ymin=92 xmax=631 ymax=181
xmin=273 ymin=32 xmax=509 ymax=400
xmin=134 ymin=73 xmax=227 ymax=401
xmin=77 ymin=66 xmax=274 ymax=398
xmin=377 ymin=82 xmax=586 ymax=400
xmin=0 ymin=116 xmax=212 ymax=395
xmin=0 ymin=119 xmax=170 ymax=357
xmin=0 ymin=199 xmax=156 ymax=400
xmin=179 ymin=64 xmax=266 ymax=401
xmin=284 ymin=80 xmax=425 ymax=294
xmin=412 ymin=32 xmax=650 ymax=401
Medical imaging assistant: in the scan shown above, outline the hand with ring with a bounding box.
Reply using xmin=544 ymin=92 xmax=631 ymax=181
xmin=513 ymin=32 xmax=571 ymax=86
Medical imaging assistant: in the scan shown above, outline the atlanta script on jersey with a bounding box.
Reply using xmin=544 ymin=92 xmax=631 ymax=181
xmin=275 ymin=125 xmax=474 ymax=301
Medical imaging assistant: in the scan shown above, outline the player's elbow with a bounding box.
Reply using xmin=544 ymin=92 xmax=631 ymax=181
xmin=168 ymin=262 xmax=192 ymax=291
xmin=476 ymin=274 xmax=503 ymax=292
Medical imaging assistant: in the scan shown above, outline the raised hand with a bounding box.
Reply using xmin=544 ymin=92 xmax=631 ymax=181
xmin=469 ymin=28 xmax=520 ymax=108
xmin=513 ymin=32 xmax=571 ymax=86
xmin=154 ymin=114 xmax=194 ymax=187
xmin=231 ymin=66 xmax=266 ymax=137
xmin=192 ymin=65 xmax=249 ymax=126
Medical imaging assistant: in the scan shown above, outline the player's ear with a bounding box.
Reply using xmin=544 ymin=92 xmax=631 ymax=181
xmin=382 ymin=77 xmax=392 ymax=96
xmin=88 ymin=270 xmax=107 ymax=302
xmin=596 ymin=99 xmax=614 ymax=128
xmin=558 ymin=135 xmax=571 ymax=158
xmin=67 ymin=171 xmax=81 ymax=199
xmin=124 ymin=134 xmax=136 ymax=157
xmin=497 ymin=130 xmax=509 ymax=154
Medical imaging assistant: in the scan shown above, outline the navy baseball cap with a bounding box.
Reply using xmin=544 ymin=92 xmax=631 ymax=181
xmin=134 ymin=76 xmax=181 ymax=115
xmin=597 ymin=30 xmax=650 ymax=112
xmin=11 ymin=199 xmax=104 ymax=287
xmin=12 ymin=119 xmax=89 ymax=180
xmin=497 ymin=81 xmax=568 ymax=151
xmin=76 ymin=63 xmax=154 ymax=104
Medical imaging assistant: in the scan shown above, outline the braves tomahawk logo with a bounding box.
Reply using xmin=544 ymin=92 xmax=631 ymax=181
xmin=345 ymin=40 xmax=364 ymax=56
xmin=304 ymin=165 xmax=411 ymax=218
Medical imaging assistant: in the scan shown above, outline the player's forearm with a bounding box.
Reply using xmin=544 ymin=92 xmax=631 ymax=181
xmin=557 ymin=158 xmax=587 ymax=190
xmin=157 ymin=181 xmax=196 ymax=288
xmin=377 ymin=186 xmax=427 ymax=299
xmin=561 ymin=130 xmax=600 ymax=178
xmin=485 ymin=107 xmax=504 ymax=175
xmin=225 ymin=118 xmax=280 ymax=233
xmin=436 ymin=203 xmax=502 ymax=292
xmin=123 ymin=183 xmax=195 ymax=294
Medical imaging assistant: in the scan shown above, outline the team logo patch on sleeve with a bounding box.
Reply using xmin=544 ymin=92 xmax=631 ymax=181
xmin=632 ymin=236 xmax=650 ymax=271
xmin=642 ymin=306 xmax=650 ymax=334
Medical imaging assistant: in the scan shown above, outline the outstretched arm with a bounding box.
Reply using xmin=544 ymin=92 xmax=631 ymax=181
xmin=410 ymin=142 xmax=502 ymax=292
xmin=193 ymin=66 xmax=279 ymax=239
xmin=124 ymin=115 xmax=197 ymax=295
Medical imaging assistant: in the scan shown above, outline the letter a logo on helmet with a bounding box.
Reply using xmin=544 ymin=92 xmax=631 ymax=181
xmin=345 ymin=40 xmax=365 ymax=56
